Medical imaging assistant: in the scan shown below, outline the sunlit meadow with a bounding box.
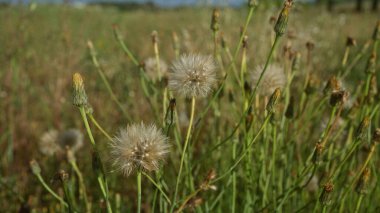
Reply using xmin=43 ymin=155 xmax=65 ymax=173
xmin=1 ymin=0 xmax=380 ymax=212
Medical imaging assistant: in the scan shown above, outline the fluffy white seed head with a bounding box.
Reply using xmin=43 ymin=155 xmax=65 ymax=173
xmin=39 ymin=130 xmax=60 ymax=156
xmin=110 ymin=122 xmax=170 ymax=176
xmin=57 ymin=129 xmax=84 ymax=153
xmin=250 ymin=64 xmax=286 ymax=96
xmin=143 ymin=57 xmax=168 ymax=81
xmin=169 ymin=54 xmax=217 ymax=97
xmin=39 ymin=129 xmax=84 ymax=156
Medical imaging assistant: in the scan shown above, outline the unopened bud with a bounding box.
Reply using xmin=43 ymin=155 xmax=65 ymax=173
xmin=355 ymin=117 xmax=370 ymax=141
xmin=319 ymin=182 xmax=334 ymax=206
xmin=248 ymin=0 xmax=258 ymax=8
xmin=210 ymin=8 xmax=220 ymax=32
xmin=274 ymin=0 xmax=293 ymax=36
xmin=151 ymin=30 xmax=158 ymax=44
xmin=266 ymin=88 xmax=281 ymax=113
xmin=30 ymin=160 xmax=41 ymax=175
xmin=355 ymin=168 xmax=370 ymax=194
xmin=72 ymin=73 xmax=88 ymax=107
xmin=329 ymin=90 xmax=348 ymax=107
xmin=346 ymin=36 xmax=357 ymax=47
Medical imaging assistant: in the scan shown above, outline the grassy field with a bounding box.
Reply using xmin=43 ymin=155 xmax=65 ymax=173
xmin=1 ymin=1 xmax=380 ymax=212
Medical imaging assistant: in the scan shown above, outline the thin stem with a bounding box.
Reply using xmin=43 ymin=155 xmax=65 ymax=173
xmin=172 ymin=97 xmax=196 ymax=210
xmin=354 ymin=194 xmax=364 ymax=213
xmin=36 ymin=174 xmax=68 ymax=207
xmin=70 ymin=160 xmax=90 ymax=212
xmin=137 ymin=171 xmax=142 ymax=213
xmin=142 ymin=172 xmax=171 ymax=205
xmin=89 ymin=114 xmax=113 ymax=141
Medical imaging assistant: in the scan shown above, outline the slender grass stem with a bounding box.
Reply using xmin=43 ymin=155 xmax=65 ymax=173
xmin=35 ymin=174 xmax=68 ymax=208
xmin=354 ymin=194 xmax=364 ymax=213
xmin=137 ymin=171 xmax=142 ymax=213
xmin=142 ymin=172 xmax=171 ymax=205
xmin=89 ymin=114 xmax=113 ymax=141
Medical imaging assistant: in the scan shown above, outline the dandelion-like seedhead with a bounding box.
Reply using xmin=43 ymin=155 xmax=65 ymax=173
xmin=39 ymin=129 xmax=84 ymax=156
xmin=110 ymin=122 xmax=170 ymax=176
xmin=58 ymin=129 xmax=84 ymax=153
xmin=143 ymin=57 xmax=168 ymax=81
xmin=169 ymin=54 xmax=217 ymax=97
xmin=250 ymin=64 xmax=286 ymax=96
xmin=39 ymin=130 xmax=60 ymax=156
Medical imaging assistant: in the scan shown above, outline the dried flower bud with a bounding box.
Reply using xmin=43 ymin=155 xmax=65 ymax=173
xmin=285 ymin=96 xmax=295 ymax=119
xmin=266 ymin=88 xmax=281 ymax=113
xmin=355 ymin=117 xmax=370 ymax=141
xmin=323 ymin=76 xmax=341 ymax=95
xmin=186 ymin=197 xmax=203 ymax=209
xmin=372 ymin=128 xmax=380 ymax=144
xmin=56 ymin=170 xmax=69 ymax=183
xmin=151 ymin=30 xmax=158 ymax=44
xmin=274 ymin=0 xmax=293 ymax=36
xmin=329 ymin=90 xmax=348 ymax=107
xmin=30 ymin=160 xmax=41 ymax=175
xmin=319 ymin=182 xmax=334 ymax=206
xmin=72 ymin=73 xmax=88 ymax=107
xmin=291 ymin=52 xmax=301 ymax=72
xmin=210 ymin=8 xmax=220 ymax=32
xmin=242 ymin=36 xmax=248 ymax=49
xmin=372 ymin=20 xmax=380 ymax=41
xmin=269 ymin=16 xmax=277 ymax=26
xmin=312 ymin=143 xmax=324 ymax=164
xmin=200 ymin=169 xmax=217 ymax=191
xmin=355 ymin=168 xmax=370 ymax=194
xmin=346 ymin=36 xmax=357 ymax=47
xmin=365 ymin=52 xmax=376 ymax=74
xmin=248 ymin=0 xmax=258 ymax=8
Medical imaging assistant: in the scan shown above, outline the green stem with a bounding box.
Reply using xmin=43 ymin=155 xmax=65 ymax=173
xmin=354 ymin=195 xmax=364 ymax=213
xmin=172 ymin=97 xmax=196 ymax=210
xmin=137 ymin=171 xmax=142 ymax=213
xmin=36 ymin=174 xmax=68 ymax=207
xmin=142 ymin=172 xmax=171 ymax=205
xmin=89 ymin=114 xmax=113 ymax=141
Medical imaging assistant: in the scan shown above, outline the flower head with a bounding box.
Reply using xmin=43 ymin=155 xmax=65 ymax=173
xmin=39 ymin=129 xmax=84 ymax=156
xmin=143 ymin=57 xmax=168 ymax=81
xmin=110 ymin=122 xmax=170 ymax=176
xmin=250 ymin=64 xmax=286 ymax=96
xmin=57 ymin=129 xmax=84 ymax=153
xmin=39 ymin=130 xmax=60 ymax=156
xmin=169 ymin=54 xmax=217 ymax=97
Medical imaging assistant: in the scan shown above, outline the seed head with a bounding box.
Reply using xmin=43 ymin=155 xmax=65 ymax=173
xmin=110 ymin=122 xmax=170 ymax=176
xmin=210 ymin=8 xmax=220 ymax=32
xmin=39 ymin=130 xmax=60 ymax=156
xmin=58 ymin=129 xmax=84 ymax=153
xmin=329 ymin=90 xmax=348 ymax=107
xmin=72 ymin=73 xmax=88 ymax=107
xmin=346 ymin=36 xmax=357 ymax=47
xmin=169 ymin=54 xmax=217 ymax=98
xmin=250 ymin=64 xmax=286 ymax=96
xmin=143 ymin=57 xmax=168 ymax=82
xmin=266 ymin=88 xmax=281 ymax=113
xmin=39 ymin=129 xmax=84 ymax=156
xmin=274 ymin=0 xmax=293 ymax=36
xmin=319 ymin=182 xmax=334 ymax=206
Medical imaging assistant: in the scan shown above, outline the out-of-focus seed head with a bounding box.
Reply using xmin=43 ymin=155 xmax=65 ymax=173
xmin=372 ymin=20 xmax=380 ymax=41
xmin=274 ymin=0 xmax=293 ymax=36
xmin=329 ymin=90 xmax=348 ymax=107
xmin=30 ymin=160 xmax=41 ymax=175
xmin=151 ymin=30 xmax=158 ymax=44
xmin=355 ymin=116 xmax=370 ymax=141
xmin=355 ymin=168 xmax=371 ymax=194
xmin=143 ymin=57 xmax=168 ymax=82
xmin=210 ymin=8 xmax=220 ymax=32
xmin=266 ymin=88 xmax=281 ymax=114
xmin=72 ymin=73 xmax=88 ymax=107
xmin=319 ymin=182 xmax=334 ymax=206
xmin=39 ymin=129 xmax=60 ymax=156
xmin=248 ymin=0 xmax=258 ymax=8
xmin=346 ymin=36 xmax=357 ymax=47
xmin=250 ymin=64 xmax=286 ymax=96
xmin=372 ymin=128 xmax=380 ymax=144
xmin=323 ymin=76 xmax=341 ymax=95
xmin=169 ymin=54 xmax=217 ymax=98
xmin=58 ymin=129 xmax=84 ymax=153
xmin=306 ymin=41 xmax=315 ymax=51
xmin=110 ymin=122 xmax=170 ymax=176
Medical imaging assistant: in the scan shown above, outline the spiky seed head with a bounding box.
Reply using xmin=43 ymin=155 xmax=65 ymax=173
xmin=110 ymin=122 xmax=170 ymax=176
xmin=58 ymin=129 xmax=84 ymax=153
xmin=169 ymin=54 xmax=217 ymax=98
xmin=39 ymin=129 xmax=60 ymax=156
xmin=250 ymin=64 xmax=286 ymax=96
xmin=143 ymin=57 xmax=168 ymax=82
xmin=72 ymin=73 xmax=88 ymax=107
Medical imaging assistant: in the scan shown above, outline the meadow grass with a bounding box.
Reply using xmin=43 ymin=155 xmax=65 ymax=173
xmin=0 ymin=1 xmax=380 ymax=212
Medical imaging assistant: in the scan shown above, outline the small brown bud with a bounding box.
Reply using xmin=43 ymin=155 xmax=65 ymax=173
xmin=210 ymin=8 xmax=220 ymax=32
xmin=323 ymin=76 xmax=341 ymax=95
xmin=346 ymin=36 xmax=357 ymax=47
xmin=266 ymin=88 xmax=281 ymax=113
xmin=355 ymin=168 xmax=370 ymax=194
xmin=151 ymin=30 xmax=158 ymax=44
xmin=319 ymin=182 xmax=334 ymax=206
xmin=329 ymin=90 xmax=348 ymax=107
